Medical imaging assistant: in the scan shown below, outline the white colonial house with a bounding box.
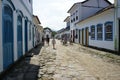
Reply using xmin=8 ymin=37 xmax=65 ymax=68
xmin=0 ymin=0 xmax=34 ymax=73
xmin=67 ymin=0 xmax=119 ymax=53
xmin=44 ymin=27 xmax=52 ymax=39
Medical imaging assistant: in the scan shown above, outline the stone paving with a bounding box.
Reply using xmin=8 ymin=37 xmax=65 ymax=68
xmin=1 ymin=40 xmax=120 ymax=80
xmin=37 ymin=40 xmax=120 ymax=80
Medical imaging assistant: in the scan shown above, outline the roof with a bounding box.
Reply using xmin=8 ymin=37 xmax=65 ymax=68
xmin=82 ymin=0 xmax=112 ymax=5
xmin=67 ymin=2 xmax=80 ymax=13
xmin=64 ymin=16 xmax=70 ymax=22
xmin=33 ymin=15 xmax=41 ymax=24
xmin=44 ymin=27 xmax=52 ymax=32
xmin=67 ymin=0 xmax=112 ymax=13
xmin=76 ymin=4 xmax=114 ymax=24
xmin=57 ymin=28 xmax=65 ymax=33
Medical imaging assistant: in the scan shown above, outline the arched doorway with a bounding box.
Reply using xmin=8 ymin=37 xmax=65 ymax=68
xmin=2 ymin=5 xmax=14 ymax=69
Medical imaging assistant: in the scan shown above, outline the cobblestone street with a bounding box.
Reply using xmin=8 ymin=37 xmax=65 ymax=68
xmin=2 ymin=40 xmax=120 ymax=80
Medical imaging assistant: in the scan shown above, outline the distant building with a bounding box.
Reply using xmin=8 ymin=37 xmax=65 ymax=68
xmin=33 ymin=15 xmax=43 ymax=47
xmin=56 ymin=28 xmax=65 ymax=39
xmin=0 ymin=0 xmax=34 ymax=73
xmin=67 ymin=0 xmax=119 ymax=53
xmin=43 ymin=27 xmax=52 ymax=39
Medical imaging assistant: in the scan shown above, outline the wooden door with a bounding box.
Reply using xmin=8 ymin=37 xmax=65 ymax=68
xmin=85 ymin=27 xmax=89 ymax=46
xmin=82 ymin=29 xmax=84 ymax=45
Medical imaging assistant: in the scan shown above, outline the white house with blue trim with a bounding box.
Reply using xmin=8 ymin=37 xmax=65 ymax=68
xmin=67 ymin=0 xmax=119 ymax=53
xmin=0 ymin=0 xmax=34 ymax=73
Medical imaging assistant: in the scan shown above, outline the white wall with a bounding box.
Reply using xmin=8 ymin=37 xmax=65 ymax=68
xmin=76 ymin=9 xmax=115 ymax=50
xmin=12 ymin=0 xmax=32 ymax=21
xmin=11 ymin=0 xmax=33 ymax=59
xmin=28 ymin=22 xmax=33 ymax=51
xmin=13 ymin=11 xmax=18 ymax=61
xmin=0 ymin=0 xmax=3 ymax=73
xmin=21 ymin=0 xmax=33 ymax=14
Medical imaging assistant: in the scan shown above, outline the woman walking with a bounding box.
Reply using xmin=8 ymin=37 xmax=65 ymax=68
xmin=52 ymin=37 xmax=56 ymax=49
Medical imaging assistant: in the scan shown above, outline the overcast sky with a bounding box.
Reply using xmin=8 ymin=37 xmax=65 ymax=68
xmin=33 ymin=0 xmax=114 ymax=31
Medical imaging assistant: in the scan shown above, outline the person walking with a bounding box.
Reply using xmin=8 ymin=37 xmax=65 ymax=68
xmin=46 ymin=36 xmax=50 ymax=46
xmin=52 ymin=37 xmax=56 ymax=49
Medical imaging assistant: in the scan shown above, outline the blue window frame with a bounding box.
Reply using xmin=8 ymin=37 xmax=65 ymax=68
xmin=97 ymin=24 xmax=103 ymax=40
xmin=104 ymin=22 xmax=113 ymax=41
xmin=91 ymin=25 xmax=95 ymax=40
xmin=29 ymin=23 xmax=31 ymax=40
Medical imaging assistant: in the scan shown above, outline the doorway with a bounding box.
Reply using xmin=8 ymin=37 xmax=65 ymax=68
xmin=3 ymin=6 xmax=14 ymax=69
xmin=25 ymin=19 xmax=28 ymax=52
xmin=17 ymin=15 xmax=23 ymax=58
xmin=79 ymin=29 xmax=81 ymax=44
xmin=82 ymin=29 xmax=84 ymax=45
xmin=85 ymin=27 xmax=89 ymax=46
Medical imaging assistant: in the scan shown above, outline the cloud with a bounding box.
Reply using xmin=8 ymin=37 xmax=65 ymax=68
xmin=33 ymin=0 xmax=114 ymax=31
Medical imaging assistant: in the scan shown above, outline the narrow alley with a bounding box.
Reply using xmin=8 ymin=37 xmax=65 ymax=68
xmin=1 ymin=39 xmax=120 ymax=80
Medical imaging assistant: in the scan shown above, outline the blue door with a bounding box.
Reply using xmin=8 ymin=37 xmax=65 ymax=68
xmin=25 ymin=19 xmax=28 ymax=52
xmin=17 ymin=15 xmax=23 ymax=58
xmin=3 ymin=6 xmax=14 ymax=69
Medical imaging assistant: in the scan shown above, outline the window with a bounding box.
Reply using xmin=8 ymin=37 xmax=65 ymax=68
xmin=104 ymin=22 xmax=113 ymax=41
xmin=73 ymin=18 xmax=75 ymax=22
xmin=91 ymin=25 xmax=95 ymax=40
xmin=29 ymin=0 xmax=31 ymax=3
xmin=76 ymin=16 xmax=78 ymax=20
xmin=29 ymin=24 xmax=31 ymax=40
xmin=97 ymin=24 xmax=103 ymax=40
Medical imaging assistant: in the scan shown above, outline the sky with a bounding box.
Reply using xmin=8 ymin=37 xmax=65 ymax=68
xmin=33 ymin=0 xmax=114 ymax=31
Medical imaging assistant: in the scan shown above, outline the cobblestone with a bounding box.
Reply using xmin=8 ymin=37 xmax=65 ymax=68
xmin=37 ymin=40 xmax=120 ymax=80
xmin=1 ymin=40 xmax=120 ymax=80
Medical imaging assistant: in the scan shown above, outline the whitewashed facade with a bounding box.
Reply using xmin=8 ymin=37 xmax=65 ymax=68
xmin=0 ymin=0 xmax=33 ymax=73
xmin=76 ymin=8 xmax=115 ymax=50
xmin=67 ymin=0 xmax=119 ymax=52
